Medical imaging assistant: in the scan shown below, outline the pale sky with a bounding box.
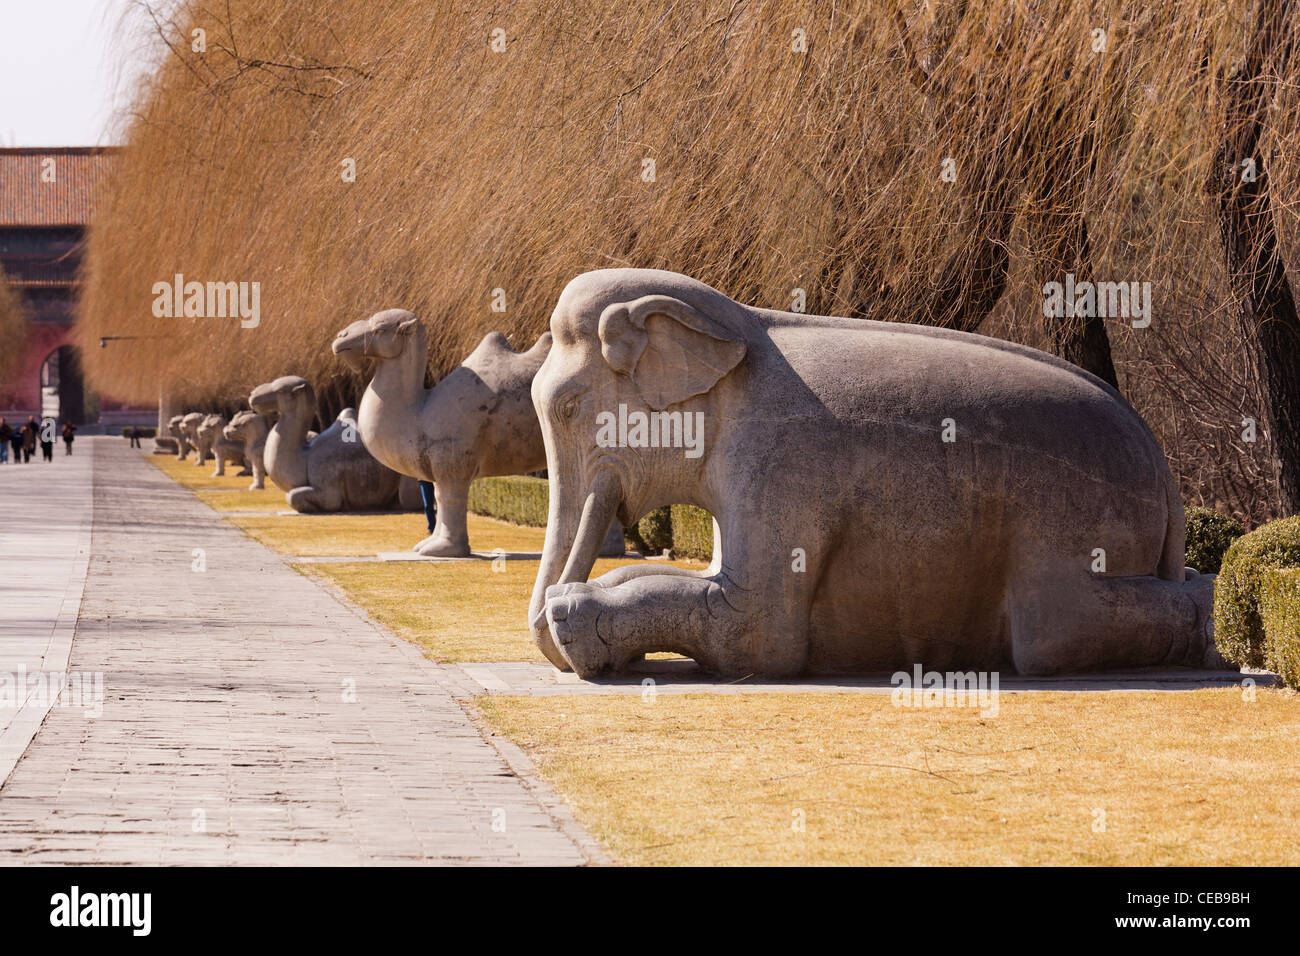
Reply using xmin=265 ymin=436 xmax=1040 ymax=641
xmin=0 ymin=0 xmax=160 ymax=146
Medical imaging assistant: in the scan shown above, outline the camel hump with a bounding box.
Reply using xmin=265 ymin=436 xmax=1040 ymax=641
xmin=461 ymin=329 xmax=551 ymax=387
xmin=469 ymin=330 xmax=515 ymax=359
xmin=336 ymin=407 xmax=358 ymax=424
xmin=526 ymin=331 xmax=553 ymax=358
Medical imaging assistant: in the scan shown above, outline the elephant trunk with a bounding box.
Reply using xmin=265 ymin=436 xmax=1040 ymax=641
xmin=529 ymin=468 xmax=620 ymax=669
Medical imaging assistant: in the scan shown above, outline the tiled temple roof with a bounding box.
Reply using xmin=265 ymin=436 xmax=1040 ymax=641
xmin=0 ymin=147 xmax=116 ymax=227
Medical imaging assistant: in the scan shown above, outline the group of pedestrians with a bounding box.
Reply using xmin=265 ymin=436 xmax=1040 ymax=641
xmin=0 ymin=416 xmax=76 ymax=463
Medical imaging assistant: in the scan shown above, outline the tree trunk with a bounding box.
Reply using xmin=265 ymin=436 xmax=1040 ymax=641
xmin=916 ymin=182 xmax=1016 ymax=333
xmin=1217 ymin=0 xmax=1300 ymax=513
xmin=1038 ymin=217 xmax=1119 ymax=388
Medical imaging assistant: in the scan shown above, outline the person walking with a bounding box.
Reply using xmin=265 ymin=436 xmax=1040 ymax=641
xmin=62 ymin=422 xmax=76 ymax=456
xmin=0 ymin=418 xmax=10 ymax=463
xmin=21 ymin=417 xmax=37 ymax=463
xmin=7 ymin=421 xmax=21 ymax=463
xmin=40 ymin=419 xmax=54 ymax=462
xmin=128 ymin=425 xmax=141 ymax=449
xmin=419 ymin=480 xmax=438 ymax=537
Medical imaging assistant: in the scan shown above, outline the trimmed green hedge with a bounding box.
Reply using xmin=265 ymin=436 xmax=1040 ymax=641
xmin=1214 ymin=515 xmax=1300 ymax=669
xmin=466 ymin=476 xmax=717 ymax=561
xmin=1184 ymin=505 xmax=1247 ymax=574
xmin=670 ymin=505 xmax=714 ymax=561
xmin=467 ymin=476 xmax=550 ymax=527
xmin=1260 ymin=569 xmax=1300 ymax=690
xmin=636 ymin=507 xmax=673 ymax=553
xmin=121 ymin=426 xmax=158 ymax=438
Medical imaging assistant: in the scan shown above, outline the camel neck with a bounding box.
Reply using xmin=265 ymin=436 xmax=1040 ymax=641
xmin=276 ymin=404 xmax=313 ymax=446
xmin=369 ymin=336 xmax=429 ymax=403
xmin=355 ymin=338 xmax=431 ymax=479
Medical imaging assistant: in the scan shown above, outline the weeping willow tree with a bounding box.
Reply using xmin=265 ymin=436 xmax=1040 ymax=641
xmin=0 ymin=266 xmax=27 ymax=383
xmin=77 ymin=0 xmax=1300 ymax=520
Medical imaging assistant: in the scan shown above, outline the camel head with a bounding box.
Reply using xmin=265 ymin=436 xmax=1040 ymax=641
xmin=249 ymin=375 xmax=314 ymax=421
xmin=331 ymin=309 xmax=423 ymax=372
xmin=224 ymin=410 xmax=267 ymax=443
xmin=168 ymin=414 xmax=186 ymax=438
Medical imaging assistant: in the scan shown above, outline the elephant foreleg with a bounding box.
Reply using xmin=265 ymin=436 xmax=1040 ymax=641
xmin=544 ymin=570 xmax=808 ymax=678
xmin=599 ymin=520 xmax=627 ymax=557
xmin=589 ymin=562 xmax=711 ymax=588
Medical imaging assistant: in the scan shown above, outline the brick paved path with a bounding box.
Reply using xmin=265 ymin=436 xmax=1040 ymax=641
xmin=0 ymin=438 xmax=599 ymax=865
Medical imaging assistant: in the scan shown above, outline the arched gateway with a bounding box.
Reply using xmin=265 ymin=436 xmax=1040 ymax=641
xmin=0 ymin=147 xmax=153 ymax=428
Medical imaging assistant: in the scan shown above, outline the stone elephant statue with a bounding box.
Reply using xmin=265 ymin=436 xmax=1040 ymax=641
xmin=528 ymin=268 xmax=1226 ymax=680
xmin=196 ymin=414 xmax=250 ymax=478
xmin=331 ymin=310 xmax=625 ymax=558
xmin=249 ymin=375 xmax=423 ymax=513
xmin=224 ymin=410 xmax=269 ymax=490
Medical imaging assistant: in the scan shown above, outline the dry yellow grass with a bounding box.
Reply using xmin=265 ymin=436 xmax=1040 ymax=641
xmin=476 ymin=688 xmax=1300 ymax=866
xmin=194 ymin=489 xmax=289 ymax=513
xmin=145 ymin=454 xmax=287 ymax=510
xmin=148 ymin=449 xmax=688 ymax=660
xmin=304 ymin=557 xmax=702 ymax=661
xmin=229 ymin=511 xmax=547 ymax=556
xmin=147 ymin=445 xmax=545 ymax=551
xmin=145 ymin=449 xmax=263 ymax=491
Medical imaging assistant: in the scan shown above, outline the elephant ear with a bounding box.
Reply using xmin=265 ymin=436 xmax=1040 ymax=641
xmin=598 ymin=295 xmax=746 ymax=411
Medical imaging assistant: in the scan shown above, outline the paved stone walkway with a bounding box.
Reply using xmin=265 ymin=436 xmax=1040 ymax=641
xmin=0 ymin=447 xmax=91 ymax=781
xmin=0 ymin=438 xmax=601 ymax=865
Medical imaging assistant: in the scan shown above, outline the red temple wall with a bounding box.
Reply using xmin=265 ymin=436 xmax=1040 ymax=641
xmin=0 ymin=321 xmax=73 ymax=415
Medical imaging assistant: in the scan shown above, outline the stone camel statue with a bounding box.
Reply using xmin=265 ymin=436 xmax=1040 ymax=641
xmin=168 ymin=415 xmax=190 ymax=460
xmin=196 ymin=413 xmax=251 ymax=478
xmin=331 ymin=310 xmax=625 ymax=557
xmin=223 ymin=411 xmax=269 ymax=490
xmin=181 ymin=412 xmax=206 ymax=464
xmin=527 ymin=268 xmax=1229 ymax=680
xmin=249 ymin=375 xmax=423 ymax=513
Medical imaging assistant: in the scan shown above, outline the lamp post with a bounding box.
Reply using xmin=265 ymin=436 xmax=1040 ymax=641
xmin=98 ymin=335 xmax=174 ymax=452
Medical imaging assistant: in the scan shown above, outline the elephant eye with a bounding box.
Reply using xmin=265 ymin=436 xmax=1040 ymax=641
xmin=555 ymin=391 xmax=582 ymax=422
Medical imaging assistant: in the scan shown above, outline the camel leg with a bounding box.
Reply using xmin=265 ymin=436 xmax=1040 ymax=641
xmin=1008 ymin=568 xmax=1228 ymax=675
xmin=413 ymin=479 xmax=472 ymax=557
xmin=249 ymin=461 xmax=265 ymax=491
xmin=212 ymin=451 xmax=226 ymax=477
